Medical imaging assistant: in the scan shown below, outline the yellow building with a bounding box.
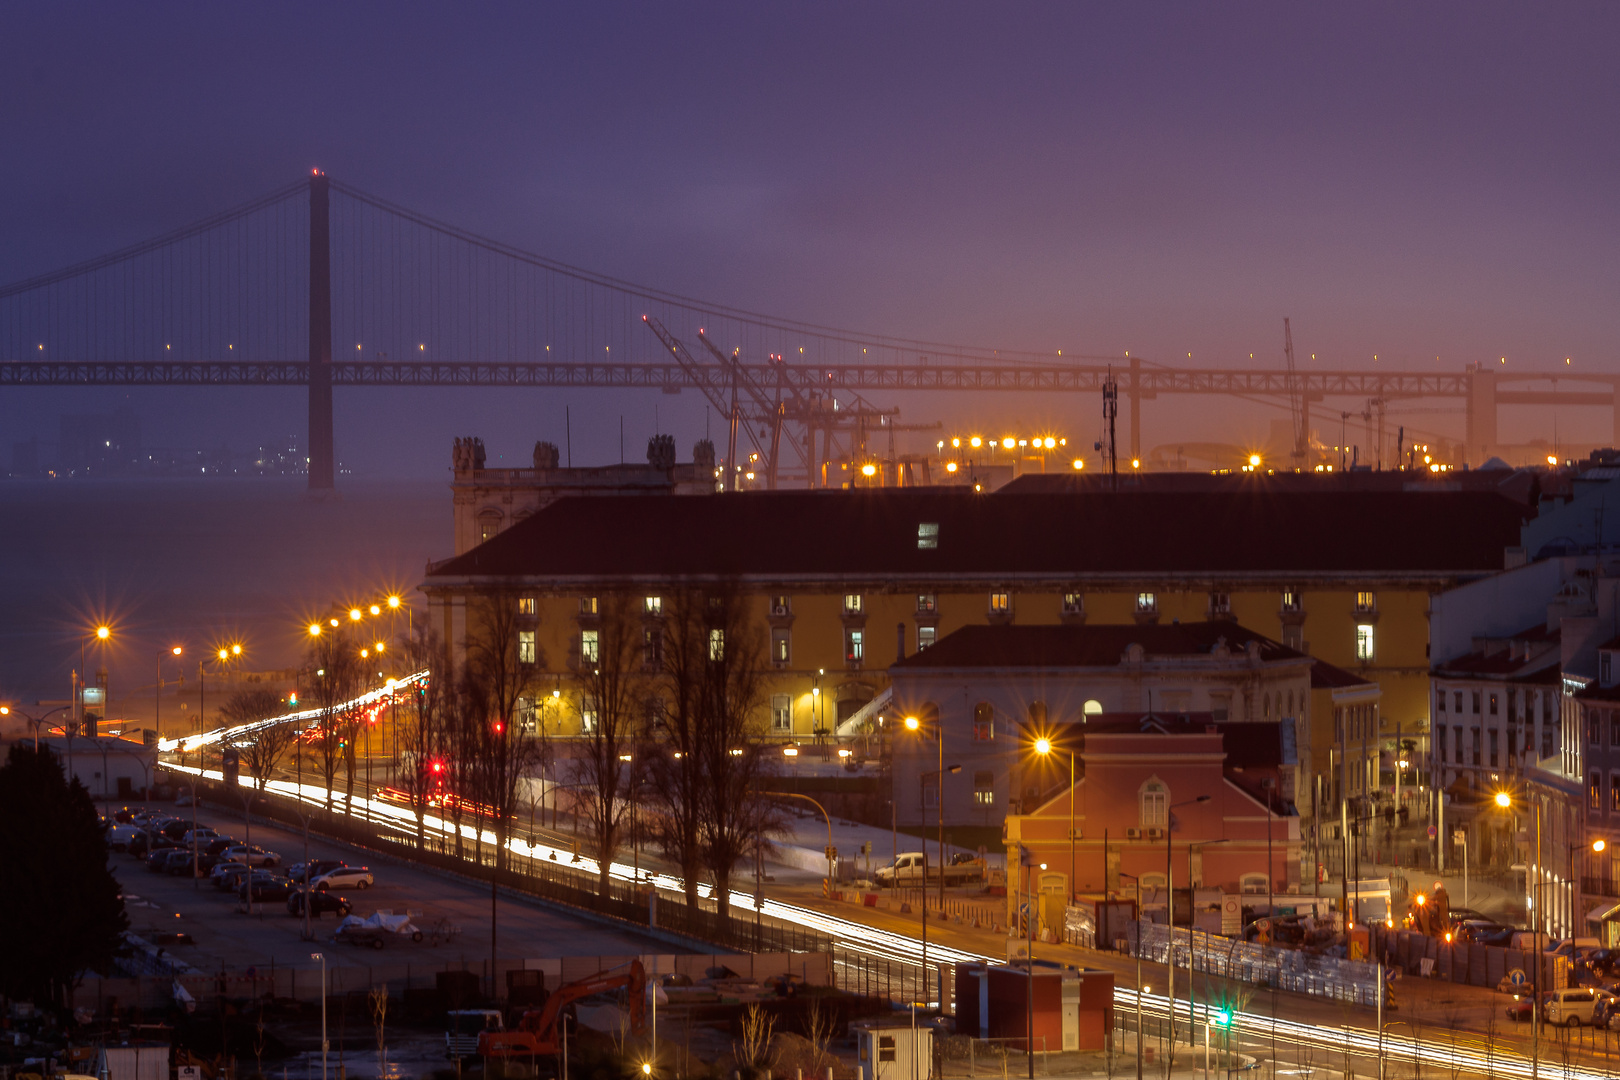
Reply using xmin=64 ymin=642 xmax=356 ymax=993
xmin=421 ymin=485 xmax=1523 ymax=763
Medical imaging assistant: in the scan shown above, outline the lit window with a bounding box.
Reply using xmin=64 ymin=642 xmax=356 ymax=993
xmin=1356 ymin=624 xmax=1375 ymax=662
xmin=1083 ymin=699 xmax=1103 ymax=716
xmin=1592 ymin=771 xmax=1604 ymax=811
xmin=1612 ymin=772 xmax=1620 ymax=813
xmin=989 ymin=591 xmax=1010 ymax=614
xmin=1136 ymin=592 xmax=1157 ymax=613
xmin=846 ymin=629 xmax=864 ymax=663
xmin=708 ymin=628 xmax=725 ymax=662
xmin=843 ymin=594 xmax=864 ymax=615
xmin=517 ymin=596 xmax=536 ymax=615
xmin=518 ymin=630 xmax=536 ymax=664
xmin=917 ymin=625 xmax=936 ymax=650
xmin=579 ymin=596 xmax=598 ymax=616
xmin=580 ymin=699 xmax=597 ymax=734
xmin=1489 ymin=693 xmax=1498 ymax=716
xmin=973 ymin=702 xmax=995 ymax=741
xmin=771 ymin=694 xmax=792 ymax=733
xmin=1062 ymin=592 xmax=1084 ymax=615
xmin=580 ymin=629 xmax=599 ymax=664
xmin=770 ymin=595 xmax=791 ymax=616
xmin=1355 ymin=591 xmax=1376 ymax=613
xmin=644 ymin=595 xmax=663 ymax=616
xmin=772 ymin=629 xmax=791 ymax=665
xmin=1281 ymin=591 xmax=1302 ymax=612
xmin=917 ymin=522 xmax=939 ymax=549
xmin=916 ymin=593 xmax=936 ymax=613
xmin=1140 ymin=781 xmax=1167 ymax=828
xmin=974 ymin=771 xmax=995 ymax=806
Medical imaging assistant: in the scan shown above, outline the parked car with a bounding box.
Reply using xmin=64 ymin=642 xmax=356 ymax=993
xmin=286 ymin=859 xmax=348 ymax=885
xmin=288 ymin=889 xmax=353 ymax=918
xmin=873 ymin=852 xmax=982 ymax=887
xmin=212 ymin=863 xmax=253 ymax=891
xmin=182 ymin=828 xmax=221 ymax=846
xmin=239 ymin=874 xmax=295 ymax=902
xmin=1545 ymin=987 xmax=1609 ymax=1027
xmin=1586 ymin=949 xmax=1620 ymax=978
xmin=145 ymin=848 xmax=177 ymax=873
xmin=161 ymin=849 xmax=200 ymax=876
xmin=130 ymin=832 xmax=179 ymax=858
xmin=158 ymin=820 xmax=194 ymax=842
xmin=108 ymin=824 xmax=145 ymax=852
xmin=1447 ymin=907 xmax=1488 ymax=924
xmin=197 ymin=838 xmax=239 ymax=871
xmin=1455 ymin=920 xmax=1514 ymax=945
xmin=312 ymin=866 xmax=373 ymax=891
xmin=1547 ymin=937 xmax=1603 ymax=958
xmin=220 ymin=845 xmax=282 ymax=868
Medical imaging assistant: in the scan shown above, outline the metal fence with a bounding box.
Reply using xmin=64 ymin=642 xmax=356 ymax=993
xmin=1132 ymin=921 xmax=1381 ymax=1007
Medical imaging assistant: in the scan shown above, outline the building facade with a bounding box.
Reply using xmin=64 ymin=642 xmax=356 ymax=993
xmin=886 ymin=622 xmax=1312 ymax=832
xmin=422 ymin=485 xmax=1526 ymax=760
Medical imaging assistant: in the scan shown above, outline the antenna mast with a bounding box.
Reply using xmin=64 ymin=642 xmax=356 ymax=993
xmin=1102 ymin=367 xmax=1119 ymax=492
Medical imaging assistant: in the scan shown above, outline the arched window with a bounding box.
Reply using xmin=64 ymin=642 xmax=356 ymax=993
xmin=973 ymin=702 xmax=995 ymax=741
xmin=1083 ymin=699 xmax=1103 ymax=717
xmin=476 ymin=507 xmax=504 ymax=543
xmin=1140 ymin=778 xmax=1168 ymax=828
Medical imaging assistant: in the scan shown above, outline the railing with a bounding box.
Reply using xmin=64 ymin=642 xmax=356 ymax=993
xmin=1133 ymin=921 xmax=1381 ymax=1007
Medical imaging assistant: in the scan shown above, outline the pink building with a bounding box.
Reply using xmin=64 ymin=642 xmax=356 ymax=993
xmin=1004 ymin=714 xmax=1296 ymax=934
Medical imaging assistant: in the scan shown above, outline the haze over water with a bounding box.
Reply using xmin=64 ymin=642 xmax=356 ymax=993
xmin=0 ymin=480 xmax=447 ymax=710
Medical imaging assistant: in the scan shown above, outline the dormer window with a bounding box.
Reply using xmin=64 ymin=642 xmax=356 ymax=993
xmin=1136 ymin=592 xmax=1157 ymax=614
xmin=988 ymin=591 xmax=1011 ymax=615
xmin=1209 ymin=592 xmax=1230 ymax=615
xmin=917 ymin=523 xmax=939 ymax=549
xmin=1355 ymin=591 xmax=1376 ymax=614
xmin=770 ymin=595 xmax=791 ymax=616
xmin=644 ymin=595 xmax=663 ymax=616
xmin=1281 ymin=591 xmax=1302 ymax=613
xmin=1062 ymin=592 xmax=1084 ymax=616
xmin=916 ymin=593 xmax=937 ymax=614
xmin=843 ymin=594 xmax=864 ymax=616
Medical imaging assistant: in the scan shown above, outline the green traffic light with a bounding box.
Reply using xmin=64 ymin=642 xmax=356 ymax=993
xmin=1213 ymin=1009 xmax=1232 ymax=1027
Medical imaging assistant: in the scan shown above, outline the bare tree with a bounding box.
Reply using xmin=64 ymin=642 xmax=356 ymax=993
xmin=570 ymin=592 xmax=650 ymax=899
xmin=693 ymin=585 xmax=780 ymax=918
xmin=221 ymin=688 xmax=297 ymax=792
xmin=462 ymin=590 xmax=545 ymax=873
xmin=395 ymin=631 xmax=451 ymax=850
xmin=306 ymin=631 xmax=360 ymax=811
xmin=643 ymin=588 xmax=711 ymax=909
xmin=220 ymin=688 xmax=286 ymax=730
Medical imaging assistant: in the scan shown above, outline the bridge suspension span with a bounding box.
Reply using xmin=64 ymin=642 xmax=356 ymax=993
xmin=2 ymin=172 xmax=1611 ymax=487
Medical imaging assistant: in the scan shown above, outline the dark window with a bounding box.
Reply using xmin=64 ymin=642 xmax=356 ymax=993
xmin=1488 ymin=729 xmax=1499 ymax=767
xmin=1488 ymin=693 xmax=1498 ymax=716
xmin=974 ymin=702 xmax=996 ymax=741
xmin=1591 ymin=772 xmax=1604 ymax=812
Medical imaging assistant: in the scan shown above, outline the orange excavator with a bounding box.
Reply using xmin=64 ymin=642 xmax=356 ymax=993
xmin=478 ymin=959 xmax=647 ymax=1059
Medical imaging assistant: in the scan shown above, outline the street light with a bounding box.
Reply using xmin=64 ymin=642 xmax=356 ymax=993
xmin=1495 ymin=788 xmax=1541 ymax=1080
xmin=1033 ymin=735 xmax=1077 ymax=916
xmin=311 ymin=952 xmax=329 ymax=1080
xmin=1165 ymin=795 xmax=1212 ymax=1079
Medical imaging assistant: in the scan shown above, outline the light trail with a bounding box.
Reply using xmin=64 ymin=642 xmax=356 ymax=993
xmin=157 ymin=670 xmax=428 ymax=753
xmin=162 ymin=746 xmax=1610 ymax=1080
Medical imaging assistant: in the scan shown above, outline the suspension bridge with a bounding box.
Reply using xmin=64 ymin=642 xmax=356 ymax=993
xmin=2 ymin=171 xmax=1612 ymax=488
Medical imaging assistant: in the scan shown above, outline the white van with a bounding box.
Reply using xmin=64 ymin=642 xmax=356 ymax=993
xmin=108 ymin=824 xmax=144 ymax=851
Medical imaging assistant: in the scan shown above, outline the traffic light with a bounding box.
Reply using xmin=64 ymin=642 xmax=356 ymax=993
xmin=1212 ymin=1007 xmax=1232 ymax=1028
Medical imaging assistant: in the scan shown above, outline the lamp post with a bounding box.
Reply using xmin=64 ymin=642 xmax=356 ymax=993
xmin=1032 ymin=736 xmax=1077 ymax=913
xmin=1496 ymin=789 xmax=1540 ymax=1080
xmin=902 ymin=711 xmax=960 ymax=1009
xmin=1 ymin=705 xmax=71 ymax=752
xmin=156 ymin=645 xmax=182 ymax=746
xmin=311 ymin=951 xmax=329 ymax=1080
xmin=1165 ymin=795 xmax=1211 ymax=1080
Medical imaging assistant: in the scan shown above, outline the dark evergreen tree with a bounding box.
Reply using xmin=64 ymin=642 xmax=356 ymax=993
xmin=0 ymin=743 xmax=128 ymax=1008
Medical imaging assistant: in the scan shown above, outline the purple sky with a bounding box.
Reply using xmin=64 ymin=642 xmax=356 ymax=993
xmin=3 ymin=3 xmax=1618 ymax=472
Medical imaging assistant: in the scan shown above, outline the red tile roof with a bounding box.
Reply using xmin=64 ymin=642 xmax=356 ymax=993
xmin=425 ymin=487 xmax=1526 ymax=583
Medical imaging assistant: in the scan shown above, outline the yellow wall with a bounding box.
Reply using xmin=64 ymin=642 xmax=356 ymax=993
xmin=455 ymin=583 xmax=1434 ymax=743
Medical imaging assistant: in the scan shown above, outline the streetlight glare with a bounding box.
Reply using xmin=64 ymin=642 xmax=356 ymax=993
xmin=309 ymin=623 xmax=322 ymax=636
xmin=349 ymin=608 xmax=362 ymax=621
xmin=1495 ymin=791 xmax=1513 ymax=808
xmin=904 ymin=716 xmax=920 ymax=730
xmin=369 ymin=604 xmax=381 ymax=616
xmin=96 ymin=626 xmax=110 ymax=639
xmin=1034 ymin=737 xmax=1052 ymax=755
xmin=387 ymin=595 xmax=401 ymax=608
xmin=172 ymin=645 xmax=183 ymax=655
xmin=231 ymin=644 xmax=241 ymax=655
xmin=1596 ymin=839 xmax=1608 ymax=853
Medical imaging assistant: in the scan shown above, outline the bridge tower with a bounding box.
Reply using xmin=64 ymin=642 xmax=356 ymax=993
xmin=1464 ymin=368 xmax=1497 ymax=466
xmin=307 ymin=171 xmax=335 ymax=490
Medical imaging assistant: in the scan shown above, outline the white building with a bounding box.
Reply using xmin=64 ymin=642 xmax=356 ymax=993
xmin=37 ymin=735 xmax=157 ymax=801
xmin=887 ymin=621 xmax=1313 ymax=830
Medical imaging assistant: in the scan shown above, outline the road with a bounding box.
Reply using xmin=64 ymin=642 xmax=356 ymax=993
xmin=114 ymin=801 xmax=696 ymax=978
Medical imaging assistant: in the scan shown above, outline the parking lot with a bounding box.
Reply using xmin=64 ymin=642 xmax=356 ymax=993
xmin=112 ymin=801 xmax=693 ymax=976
